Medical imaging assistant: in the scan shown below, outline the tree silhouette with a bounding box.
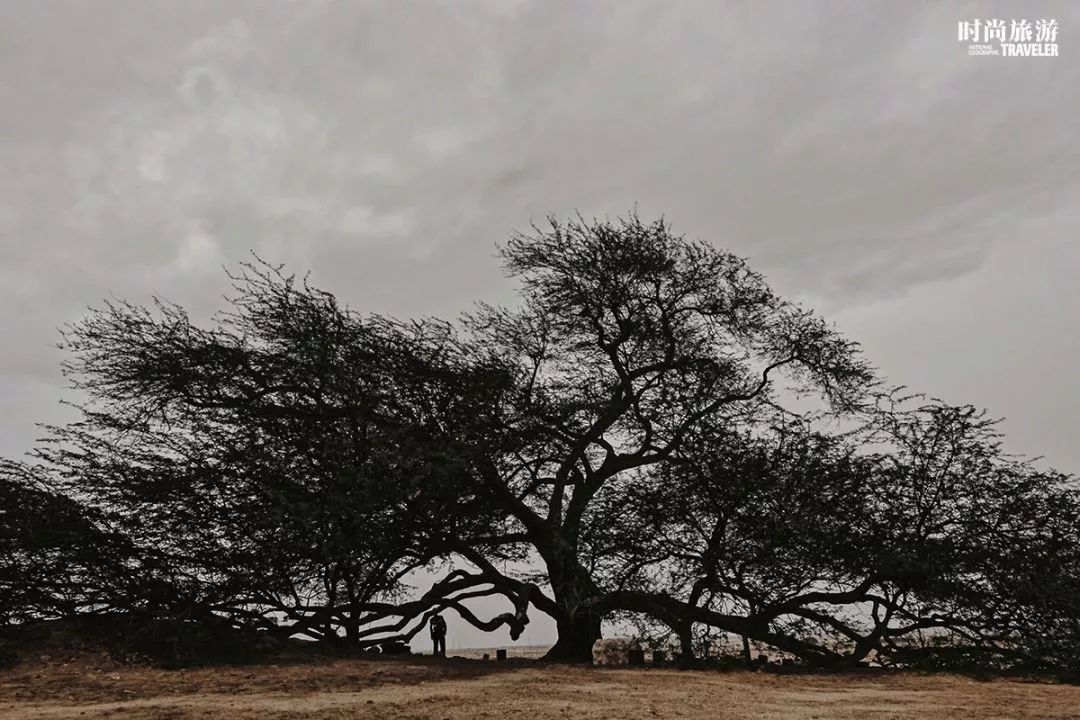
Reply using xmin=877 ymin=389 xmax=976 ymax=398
xmin=2 ymin=213 xmax=1077 ymax=671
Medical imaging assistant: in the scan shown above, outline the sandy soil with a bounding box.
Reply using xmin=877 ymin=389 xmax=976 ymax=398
xmin=3 ymin=653 xmax=1080 ymax=719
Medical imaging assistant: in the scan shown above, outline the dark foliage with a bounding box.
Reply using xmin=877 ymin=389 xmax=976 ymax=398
xmin=2 ymin=213 xmax=1077 ymax=672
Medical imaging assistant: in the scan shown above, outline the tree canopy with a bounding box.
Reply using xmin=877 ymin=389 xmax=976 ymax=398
xmin=3 ymin=213 xmax=1078 ymax=672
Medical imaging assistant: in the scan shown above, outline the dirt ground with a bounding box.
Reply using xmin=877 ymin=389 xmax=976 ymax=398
xmin=3 ymin=652 xmax=1080 ymax=720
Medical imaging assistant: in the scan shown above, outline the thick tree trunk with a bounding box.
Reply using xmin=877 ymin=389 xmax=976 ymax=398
xmin=544 ymin=608 xmax=602 ymax=663
xmin=676 ymin=622 xmax=694 ymax=667
xmin=541 ymin=554 xmax=603 ymax=663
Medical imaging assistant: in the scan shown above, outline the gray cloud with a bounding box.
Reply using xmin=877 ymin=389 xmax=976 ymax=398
xmin=2 ymin=2 xmax=1078 ymax=498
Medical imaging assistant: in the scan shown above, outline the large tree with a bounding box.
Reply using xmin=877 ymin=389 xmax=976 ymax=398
xmin=456 ymin=214 xmax=875 ymax=660
xmin=3 ymin=213 xmax=1077 ymax=669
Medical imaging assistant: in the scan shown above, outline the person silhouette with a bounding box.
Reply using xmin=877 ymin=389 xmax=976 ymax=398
xmin=429 ymin=614 xmax=447 ymax=657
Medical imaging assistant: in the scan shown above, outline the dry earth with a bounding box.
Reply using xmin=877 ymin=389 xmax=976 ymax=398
xmin=3 ymin=652 xmax=1080 ymax=719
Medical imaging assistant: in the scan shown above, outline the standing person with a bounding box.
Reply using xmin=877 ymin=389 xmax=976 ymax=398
xmin=429 ymin=614 xmax=447 ymax=657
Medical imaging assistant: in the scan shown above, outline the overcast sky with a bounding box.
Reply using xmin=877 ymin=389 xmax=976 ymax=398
xmin=2 ymin=1 xmax=1078 ymax=649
